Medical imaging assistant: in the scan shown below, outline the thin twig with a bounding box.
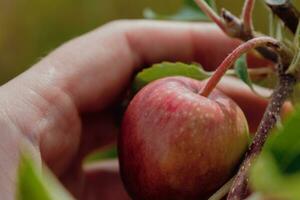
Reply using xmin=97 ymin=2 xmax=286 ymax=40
xmin=265 ymin=0 xmax=300 ymax=34
xmin=221 ymin=9 xmax=244 ymax=38
xmin=194 ymin=0 xmax=227 ymax=33
xmin=208 ymin=177 xmax=235 ymax=200
xmin=242 ymin=0 xmax=256 ymax=34
xmin=227 ymin=72 xmax=296 ymax=200
xmin=194 ymin=0 xmax=278 ymax=63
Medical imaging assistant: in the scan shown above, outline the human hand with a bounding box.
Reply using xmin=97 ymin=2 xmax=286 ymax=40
xmin=0 ymin=20 xmax=292 ymax=200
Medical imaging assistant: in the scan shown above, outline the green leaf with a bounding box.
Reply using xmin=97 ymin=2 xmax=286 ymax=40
xmin=84 ymin=145 xmax=118 ymax=163
xmin=132 ymin=62 xmax=210 ymax=93
xmin=250 ymin=105 xmax=300 ymax=199
xmin=250 ymin=151 xmax=300 ymax=199
xmin=17 ymin=153 xmax=73 ymax=200
xmin=234 ymin=54 xmax=254 ymax=90
xmin=144 ymin=0 xmax=216 ymax=21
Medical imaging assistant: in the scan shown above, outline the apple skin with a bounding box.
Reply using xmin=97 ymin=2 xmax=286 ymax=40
xmin=118 ymin=76 xmax=249 ymax=200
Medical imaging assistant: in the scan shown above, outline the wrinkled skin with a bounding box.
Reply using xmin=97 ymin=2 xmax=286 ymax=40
xmin=0 ymin=20 xmax=293 ymax=200
xmin=119 ymin=77 xmax=249 ymax=200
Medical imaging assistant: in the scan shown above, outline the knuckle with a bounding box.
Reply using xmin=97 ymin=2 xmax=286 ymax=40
xmin=103 ymin=19 xmax=134 ymax=30
xmin=102 ymin=19 xmax=148 ymax=31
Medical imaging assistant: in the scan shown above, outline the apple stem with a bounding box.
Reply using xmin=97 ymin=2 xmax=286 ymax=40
xmin=242 ymin=0 xmax=255 ymax=34
xmin=200 ymin=37 xmax=280 ymax=97
xmin=194 ymin=0 xmax=227 ymax=33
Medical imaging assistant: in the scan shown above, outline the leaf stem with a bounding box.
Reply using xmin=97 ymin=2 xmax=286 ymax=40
xmin=242 ymin=0 xmax=256 ymax=34
xmin=194 ymin=0 xmax=227 ymax=33
xmin=200 ymin=37 xmax=279 ymax=97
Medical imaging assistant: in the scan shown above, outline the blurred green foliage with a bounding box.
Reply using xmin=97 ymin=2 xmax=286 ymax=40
xmin=0 ymin=0 xmax=299 ymax=85
xmin=0 ymin=0 xmax=181 ymax=84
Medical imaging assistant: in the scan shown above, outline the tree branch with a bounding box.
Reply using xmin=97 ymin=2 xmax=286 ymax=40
xmin=194 ymin=0 xmax=227 ymax=32
xmin=223 ymin=9 xmax=281 ymax=63
xmin=227 ymin=71 xmax=297 ymax=200
xmin=265 ymin=0 xmax=300 ymax=34
xmin=194 ymin=0 xmax=279 ymax=63
xmin=194 ymin=0 xmax=300 ymax=199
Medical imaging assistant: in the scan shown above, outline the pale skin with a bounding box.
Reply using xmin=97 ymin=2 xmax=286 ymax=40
xmin=0 ymin=20 xmax=290 ymax=200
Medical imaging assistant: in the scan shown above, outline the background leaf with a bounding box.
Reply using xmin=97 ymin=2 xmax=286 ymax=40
xmin=84 ymin=145 xmax=118 ymax=163
xmin=132 ymin=62 xmax=210 ymax=93
xmin=250 ymin=105 xmax=300 ymax=199
xmin=234 ymin=54 xmax=254 ymax=91
xmin=17 ymin=153 xmax=73 ymax=200
xmin=183 ymin=0 xmax=215 ymax=10
xmin=144 ymin=0 xmax=216 ymax=21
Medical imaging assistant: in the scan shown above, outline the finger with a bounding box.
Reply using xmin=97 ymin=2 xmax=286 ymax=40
xmin=0 ymin=20 xmax=240 ymax=174
xmin=83 ymin=171 xmax=130 ymax=200
xmin=59 ymin=110 xmax=119 ymax=197
xmin=79 ymin=110 xmax=119 ymax=157
xmin=3 ymin=20 xmax=240 ymax=113
xmin=82 ymin=160 xmax=130 ymax=200
xmin=61 ymin=159 xmax=128 ymax=200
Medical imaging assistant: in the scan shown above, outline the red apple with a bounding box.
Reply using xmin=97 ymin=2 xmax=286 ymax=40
xmin=118 ymin=76 xmax=249 ymax=200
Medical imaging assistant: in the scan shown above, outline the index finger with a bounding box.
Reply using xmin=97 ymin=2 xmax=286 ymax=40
xmin=0 ymin=21 xmax=241 ymax=175
xmin=2 ymin=20 xmax=239 ymax=112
